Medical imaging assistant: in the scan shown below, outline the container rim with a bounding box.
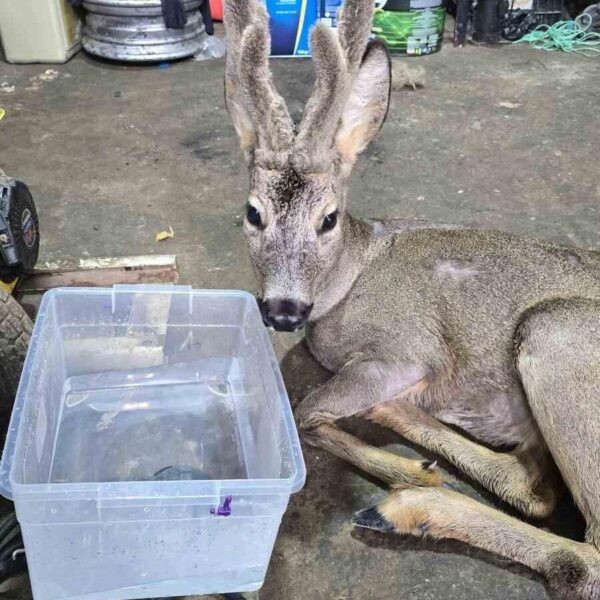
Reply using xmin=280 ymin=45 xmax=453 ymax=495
xmin=0 ymin=286 xmax=306 ymax=500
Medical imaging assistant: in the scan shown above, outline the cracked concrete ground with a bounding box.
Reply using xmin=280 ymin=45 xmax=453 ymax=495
xmin=0 ymin=23 xmax=599 ymax=600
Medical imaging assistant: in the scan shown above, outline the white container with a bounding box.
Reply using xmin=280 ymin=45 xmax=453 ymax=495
xmin=0 ymin=286 xmax=305 ymax=600
xmin=0 ymin=0 xmax=82 ymax=63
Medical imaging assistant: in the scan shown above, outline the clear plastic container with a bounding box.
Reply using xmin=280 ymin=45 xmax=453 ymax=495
xmin=0 ymin=285 xmax=305 ymax=600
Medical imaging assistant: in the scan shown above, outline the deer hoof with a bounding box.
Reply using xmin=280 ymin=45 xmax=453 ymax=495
xmin=353 ymin=506 xmax=395 ymax=533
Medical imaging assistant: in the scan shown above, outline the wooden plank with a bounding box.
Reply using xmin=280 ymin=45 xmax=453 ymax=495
xmin=35 ymin=254 xmax=177 ymax=272
xmin=18 ymin=255 xmax=178 ymax=292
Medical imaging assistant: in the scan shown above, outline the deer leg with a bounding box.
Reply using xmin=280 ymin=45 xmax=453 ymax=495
xmin=354 ymin=486 xmax=600 ymax=600
xmin=368 ymin=402 xmax=556 ymax=518
xmin=295 ymin=360 xmax=442 ymax=487
xmin=517 ymin=299 xmax=600 ymax=548
xmin=309 ymin=423 xmax=442 ymax=486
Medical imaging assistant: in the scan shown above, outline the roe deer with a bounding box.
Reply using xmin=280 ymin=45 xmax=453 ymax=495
xmin=223 ymin=0 xmax=600 ymax=597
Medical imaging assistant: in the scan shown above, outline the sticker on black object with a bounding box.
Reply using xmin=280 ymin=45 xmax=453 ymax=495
xmin=21 ymin=209 xmax=36 ymax=248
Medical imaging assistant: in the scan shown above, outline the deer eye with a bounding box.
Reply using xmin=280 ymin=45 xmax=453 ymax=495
xmin=246 ymin=204 xmax=262 ymax=227
xmin=321 ymin=211 xmax=338 ymax=232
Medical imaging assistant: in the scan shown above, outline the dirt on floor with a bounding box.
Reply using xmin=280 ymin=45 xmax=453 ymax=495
xmin=1 ymin=22 xmax=599 ymax=600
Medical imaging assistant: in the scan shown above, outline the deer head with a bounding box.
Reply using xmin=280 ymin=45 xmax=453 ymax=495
xmin=224 ymin=0 xmax=391 ymax=331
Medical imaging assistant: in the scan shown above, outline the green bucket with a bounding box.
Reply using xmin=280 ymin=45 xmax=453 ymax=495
xmin=372 ymin=0 xmax=446 ymax=56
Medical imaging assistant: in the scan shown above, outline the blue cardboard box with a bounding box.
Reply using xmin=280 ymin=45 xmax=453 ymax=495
xmin=319 ymin=0 xmax=343 ymax=28
xmin=265 ymin=0 xmax=343 ymax=56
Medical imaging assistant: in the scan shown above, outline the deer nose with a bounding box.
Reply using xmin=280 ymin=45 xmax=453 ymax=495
xmin=259 ymin=298 xmax=313 ymax=332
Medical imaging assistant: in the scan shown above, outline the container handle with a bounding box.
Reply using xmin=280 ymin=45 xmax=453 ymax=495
xmin=0 ymin=462 xmax=13 ymax=500
xmin=111 ymin=284 xmax=193 ymax=313
xmin=0 ymin=418 xmax=19 ymax=500
xmin=112 ymin=284 xmax=192 ymax=294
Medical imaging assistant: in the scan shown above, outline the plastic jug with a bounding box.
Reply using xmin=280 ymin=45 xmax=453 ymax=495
xmin=0 ymin=0 xmax=82 ymax=63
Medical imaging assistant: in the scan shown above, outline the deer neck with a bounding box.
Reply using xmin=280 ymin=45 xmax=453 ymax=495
xmin=310 ymin=213 xmax=375 ymax=321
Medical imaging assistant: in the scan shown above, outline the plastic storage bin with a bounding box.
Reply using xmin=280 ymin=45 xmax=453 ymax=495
xmin=0 ymin=285 xmax=305 ymax=600
xmin=0 ymin=0 xmax=82 ymax=63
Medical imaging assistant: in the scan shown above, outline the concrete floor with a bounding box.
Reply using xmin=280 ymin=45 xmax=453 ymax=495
xmin=1 ymin=26 xmax=600 ymax=600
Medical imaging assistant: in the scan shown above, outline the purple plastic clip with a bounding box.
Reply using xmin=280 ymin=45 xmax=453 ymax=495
xmin=210 ymin=495 xmax=232 ymax=516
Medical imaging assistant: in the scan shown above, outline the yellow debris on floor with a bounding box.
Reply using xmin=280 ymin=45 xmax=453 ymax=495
xmin=155 ymin=226 xmax=175 ymax=241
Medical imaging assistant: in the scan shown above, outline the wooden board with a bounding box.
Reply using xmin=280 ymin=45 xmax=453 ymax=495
xmin=18 ymin=255 xmax=178 ymax=292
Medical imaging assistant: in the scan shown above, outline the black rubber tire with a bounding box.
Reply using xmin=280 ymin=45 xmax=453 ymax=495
xmin=0 ymin=181 xmax=40 ymax=280
xmin=0 ymin=291 xmax=32 ymax=421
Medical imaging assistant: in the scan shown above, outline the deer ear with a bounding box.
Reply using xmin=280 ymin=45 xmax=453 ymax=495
xmin=225 ymin=79 xmax=256 ymax=158
xmin=223 ymin=1 xmax=293 ymax=164
xmin=335 ymin=40 xmax=391 ymax=174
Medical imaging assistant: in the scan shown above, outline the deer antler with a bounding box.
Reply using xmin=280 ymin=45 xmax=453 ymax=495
xmin=223 ymin=0 xmax=294 ymax=167
xmin=294 ymin=0 xmax=376 ymax=171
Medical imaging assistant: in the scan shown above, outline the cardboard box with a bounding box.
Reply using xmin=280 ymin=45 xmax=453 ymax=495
xmin=266 ymin=0 xmax=343 ymax=56
xmin=319 ymin=0 xmax=343 ymax=28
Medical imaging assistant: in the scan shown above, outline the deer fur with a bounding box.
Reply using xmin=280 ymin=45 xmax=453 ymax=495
xmin=223 ymin=1 xmax=600 ymax=597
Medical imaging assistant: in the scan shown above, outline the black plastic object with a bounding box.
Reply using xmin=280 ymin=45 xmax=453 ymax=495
xmin=0 ymin=178 xmax=39 ymax=279
xmin=159 ymin=0 xmax=214 ymax=36
xmin=161 ymin=0 xmax=187 ymax=28
xmin=502 ymin=8 xmax=535 ymax=39
xmin=531 ymin=0 xmax=565 ymax=24
xmin=473 ymin=0 xmax=509 ymax=42
xmin=200 ymin=0 xmax=214 ymax=35
xmin=453 ymin=0 xmax=472 ymax=44
xmin=502 ymin=0 xmax=565 ymax=40
xmin=150 ymin=465 xmax=210 ymax=481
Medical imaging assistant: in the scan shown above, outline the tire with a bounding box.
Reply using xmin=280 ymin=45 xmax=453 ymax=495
xmin=0 ymin=181 xmax=40 ymax=279
xmin=0 ymin=291 xmax=32 ymax=421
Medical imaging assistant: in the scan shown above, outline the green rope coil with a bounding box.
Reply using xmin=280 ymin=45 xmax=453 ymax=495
xmin=514 ymin=14 xmax=600 ymax=56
